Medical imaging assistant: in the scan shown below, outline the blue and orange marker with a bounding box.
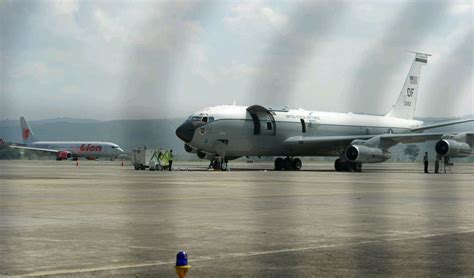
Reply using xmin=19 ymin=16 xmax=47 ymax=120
xmin=175 ymin=251 xmax=191 ymax=278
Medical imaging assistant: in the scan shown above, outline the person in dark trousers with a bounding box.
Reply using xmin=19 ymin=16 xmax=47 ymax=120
xmin=168 ymin=149 xmax=174 ymax=171
xmin=444 ymin=156 xmax=451 ymax=174
xmin=423 ymin=152 xmax=429 ymax=173
xmin=434 ymin=155 xmax=440 ymax=173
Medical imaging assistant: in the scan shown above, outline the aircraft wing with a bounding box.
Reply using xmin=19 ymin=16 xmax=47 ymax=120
xmin=284 ymin=135 xmax=375 ymax=148
xmin=8 ymin=145 xmax=61 ymax=154
xmin=284 ymin=132 xmax=473 ymax=150
xmin=411 ymin=118 xmax=473 ymax=132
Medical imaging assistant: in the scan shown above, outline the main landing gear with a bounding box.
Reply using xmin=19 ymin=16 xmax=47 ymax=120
xmin=210 ymin=157 xmax=228 ymax=171
xmin=334 ymin=153 xmax=362 ymax=172
xmin=274 ymin=157 xmax=302 ymax=171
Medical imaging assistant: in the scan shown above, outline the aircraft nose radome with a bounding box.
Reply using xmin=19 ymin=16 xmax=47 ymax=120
xmin=176 ymin=122 xmax=195 ymax=143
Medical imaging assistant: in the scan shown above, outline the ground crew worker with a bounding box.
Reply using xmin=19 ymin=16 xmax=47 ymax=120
xmin=423 ymin=152 xmax=429 ymax=173
xmin=444 ymin=156 xmax=451 ymax=174
xmin=168 ymin=149 xmax=174 ymax=171
xmin=157 ymin=148 xmax=163 ymax=170
xmin=434 ymin=155 xmax=440 ymax=174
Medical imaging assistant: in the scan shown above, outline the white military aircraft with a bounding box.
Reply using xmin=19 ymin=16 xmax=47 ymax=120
xmin=4 ymin=117 xmax=124 ymax=160
xmin=176 ymin=52 xmax=473 ymax=171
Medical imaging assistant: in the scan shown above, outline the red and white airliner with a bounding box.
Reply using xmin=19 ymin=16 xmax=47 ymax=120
xmin=6 ymin=117 xmax=124 ymax=160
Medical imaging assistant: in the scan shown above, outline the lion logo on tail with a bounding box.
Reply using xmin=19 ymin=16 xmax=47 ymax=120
xmin=22 ymin=128 xmax=30 ymax=140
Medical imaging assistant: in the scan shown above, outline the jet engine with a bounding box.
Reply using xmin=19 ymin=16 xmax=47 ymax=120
xmin=345 ymin=145 xmax=391 ymax=163
xmin=197 ymin=149 xmax=207 ymax=159
xmin=57 ymin=151 xmax=72 ymax=160
xmin=184 ymin=143 xmax=196 ymax=153
xmin=435 ymin=139 xmax=471 ymax=158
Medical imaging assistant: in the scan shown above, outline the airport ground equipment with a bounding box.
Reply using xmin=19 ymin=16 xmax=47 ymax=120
xmin=131 ymin=148 xmax=156 ymax=170
xmin=131 ymin=148 xmax=171 ymax=171
xmin=175 ymin=251 xmax=190 ymax=278
xmin=149 ymin=150 xmax=171 ymax=171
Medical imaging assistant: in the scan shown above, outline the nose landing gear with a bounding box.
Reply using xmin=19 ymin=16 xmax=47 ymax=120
xmin=274 ymin=157 xmax=302 ymax=171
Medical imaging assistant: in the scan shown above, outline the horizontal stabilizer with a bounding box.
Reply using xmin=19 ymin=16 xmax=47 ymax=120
xmin=9 ymin=145 xmax=60 ymax=154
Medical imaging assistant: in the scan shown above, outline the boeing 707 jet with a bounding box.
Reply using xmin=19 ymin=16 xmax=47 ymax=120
xmin=176 ymin=52 xmax=473 ymax=171
xmin=4 ymin=117 xmax=124 ymax=160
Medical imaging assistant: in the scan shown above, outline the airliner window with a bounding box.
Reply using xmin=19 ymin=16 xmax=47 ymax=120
xmin=190 ymin=116 xmax=202 ymax=121
xmin=202 ymin=117 xmax=208 ymax=123
xmin=267 ymin=122 xmax=272 ymax=130
xmin=208 ymin=117 xmax=215 ymax=122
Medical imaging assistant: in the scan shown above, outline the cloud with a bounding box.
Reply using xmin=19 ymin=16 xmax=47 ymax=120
xmin=418 ymin=28 xmax=473 ymax=117
xmin=1 ymin=0 xmax=472 ymax=120
xmin=344 ymin=0 xmax=451 ymax=115
xmin=248 ymin=0 xmax=348 ymax=105
xmin=225 ymin=1 xmax=287 ymax=28
xmin=448 ymin=0 xmax=472 ymax=15
xmin=118 ymin=0 xmax=213 ymax=119
xmin=11 ymin=62 xmax=64 ymax=82
xmin=93 ymin=7 xmax=128 ymax=42
xmin=51 ymin=0 xmax=79 ymax=16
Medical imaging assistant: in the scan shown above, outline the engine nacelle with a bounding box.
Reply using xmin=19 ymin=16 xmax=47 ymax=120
xmin=345 ymin=145 xmax=391 ymax=163
xmin=435 ymin=139 xmax=471 ymax=158
xmin=57 ymin=151 xmax=72 ymax=160
xmin=197 ymin=149 xmax=206 ymax=159
xmin=184 ymin=144 xmax=196 ymax=153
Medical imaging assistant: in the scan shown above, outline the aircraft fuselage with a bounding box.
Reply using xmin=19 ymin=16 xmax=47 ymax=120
xmin=176 ymin=105 xmax=423 ymax=157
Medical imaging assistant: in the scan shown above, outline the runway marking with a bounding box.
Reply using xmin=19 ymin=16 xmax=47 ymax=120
xmin=21 ymin=229 xmax=474 ymax=277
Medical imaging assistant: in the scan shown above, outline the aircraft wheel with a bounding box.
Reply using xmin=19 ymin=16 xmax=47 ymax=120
xmin=134 ymin=164 xmax=139 ymax=170
xmin=341 ymin=162 xmax=350 ymax=172
xmin=353 ymin=162 xmax=362 ymax=172
xmin=283 ymin=157 xmax=293 ymax=170
xmin=292 ymin=158 xmax=302 ymax=171
xmin=334 ymin=159 xmax=341 ymax=171
xmin=274 ymin=158 xmax=284 ymax=171
xmin=221 ymin=161 xmax=228 ymax=171
xmin=212 ymin=160 xmax=220 ymax=170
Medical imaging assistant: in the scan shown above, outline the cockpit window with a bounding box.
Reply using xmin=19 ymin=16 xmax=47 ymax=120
xmin=189 ymin=116 xmax=202 ymax=121
xmin=187 ymin=115 xmax=214 ymax=123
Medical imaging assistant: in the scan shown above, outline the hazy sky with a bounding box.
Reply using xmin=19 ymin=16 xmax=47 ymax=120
xmin=1 ymin=0 xmax=472 ymax=120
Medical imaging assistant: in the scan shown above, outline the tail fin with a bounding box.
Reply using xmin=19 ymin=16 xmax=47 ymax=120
xmin=386 ymin=51 xmax=430 ymax=120
xmin=20 ymin=117 xmax=38 ymax=145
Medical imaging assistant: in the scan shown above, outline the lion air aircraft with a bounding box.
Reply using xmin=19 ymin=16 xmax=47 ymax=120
xmin=176 ymin=52 xmax=473 ymax=171
xmin=6 ymin=117 xmax=124 ymax=160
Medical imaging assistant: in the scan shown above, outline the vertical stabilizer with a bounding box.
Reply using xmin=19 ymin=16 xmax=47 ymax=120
xmin=20 ymin=117 xmax=38 ymax=145
xmin=386 ymin=52 xmax=430 ymax=120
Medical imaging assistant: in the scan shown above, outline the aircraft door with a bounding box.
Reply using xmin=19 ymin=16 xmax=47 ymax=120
xmin=247 ymin=105 xmax=276 ymax=136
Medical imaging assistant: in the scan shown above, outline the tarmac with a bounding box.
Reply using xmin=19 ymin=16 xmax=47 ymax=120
xmin=0 ymin=160 xmax=473 ymax=277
